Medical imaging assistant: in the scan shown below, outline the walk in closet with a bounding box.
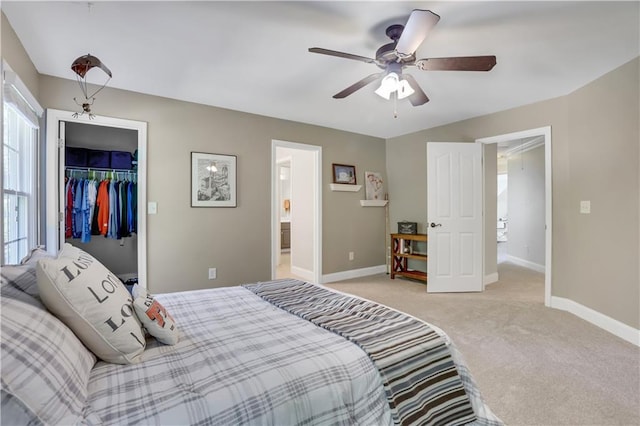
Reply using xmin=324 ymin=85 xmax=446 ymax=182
xmin=46 ymin=109 xmax=148 ymax=288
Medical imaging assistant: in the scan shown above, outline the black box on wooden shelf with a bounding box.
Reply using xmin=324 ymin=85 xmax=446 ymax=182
xmin=397 ymin=221 xmax=418 ymax=234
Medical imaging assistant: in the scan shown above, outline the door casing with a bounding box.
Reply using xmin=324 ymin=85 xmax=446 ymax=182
xmin=45 ymin=109 xmax=148 ymax=288
xmin=476 ymin=126 xmax=552 ymax=306
xmin=271 ymin=139 xmax=322 ymax=284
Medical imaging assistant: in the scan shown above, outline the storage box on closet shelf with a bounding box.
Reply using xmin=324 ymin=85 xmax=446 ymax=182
xmin=65 ymin=147 xmax=136 ymax=174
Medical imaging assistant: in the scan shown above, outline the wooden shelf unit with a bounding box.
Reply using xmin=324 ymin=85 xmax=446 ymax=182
xmin=390 ymin=233 xmax=427 ymax=282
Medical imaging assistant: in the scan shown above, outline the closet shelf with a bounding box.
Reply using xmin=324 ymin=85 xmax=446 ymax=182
xmin=66 ymin=166 xmax=136 ymax=173
xmin=360 ymin=200 xmax=388 ymax=207
xmin=329 ymin=184 xmax=362 ymax=192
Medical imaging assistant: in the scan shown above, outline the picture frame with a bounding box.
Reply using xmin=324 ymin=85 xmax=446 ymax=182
xmin=332 ymin=163 xmax=357 ymax=185
xmin=191 ymin=152 xmax=237 ymax=207
xmin=364 ymin=171 xmax=385 ymax=200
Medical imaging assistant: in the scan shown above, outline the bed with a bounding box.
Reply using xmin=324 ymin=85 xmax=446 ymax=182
xmin=1 ymin=247 xmax=503 ymax=426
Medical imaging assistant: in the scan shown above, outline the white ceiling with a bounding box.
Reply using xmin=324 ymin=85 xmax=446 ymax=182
xmin=3 ymin=1 xmax=639 ymax=139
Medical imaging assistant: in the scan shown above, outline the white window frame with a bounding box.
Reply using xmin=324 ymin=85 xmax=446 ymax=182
xmin=2 ymin=61 xmax=44 ymax=264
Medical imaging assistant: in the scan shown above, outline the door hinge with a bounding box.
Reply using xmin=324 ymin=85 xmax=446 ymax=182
xmin=58 ymin=211 xmax=64 ymax=223
xmin=58 ymin=138 xmax=64 ymax=149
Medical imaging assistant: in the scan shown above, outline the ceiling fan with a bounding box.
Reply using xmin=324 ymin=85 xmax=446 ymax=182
xmin=309 ymin=9 xmax=496 ymax=106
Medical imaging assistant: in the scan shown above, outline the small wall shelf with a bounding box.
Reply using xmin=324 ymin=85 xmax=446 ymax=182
xmin=330 ymin=183 xmax=362 ymax=192
xmin=360 ymin=200 xmax=388 ymax=207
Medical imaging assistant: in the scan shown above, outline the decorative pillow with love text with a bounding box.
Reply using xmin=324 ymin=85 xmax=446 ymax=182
xmin=36 ymin=244 xmax=146 ymax=364
xmin=132 ymin=284 xmax=179 ymax=345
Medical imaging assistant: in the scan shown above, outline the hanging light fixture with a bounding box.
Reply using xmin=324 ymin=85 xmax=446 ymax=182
xmin=71 ymin=53 xmax=112 ymax=119
xmin=374 ymin=72 xmax=415 ymax=100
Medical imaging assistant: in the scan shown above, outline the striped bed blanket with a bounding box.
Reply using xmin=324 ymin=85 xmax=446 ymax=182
xmin=244 ymin=279 xmax=476 ymax=426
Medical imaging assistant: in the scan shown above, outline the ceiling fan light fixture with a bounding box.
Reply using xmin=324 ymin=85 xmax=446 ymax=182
xmin=397 ymin=79 xmax=415 ymax=100
xmin=375 ymin=72 xmax=415 ymax=101
xmin=374 ymin=72 xmax=399 ymax=100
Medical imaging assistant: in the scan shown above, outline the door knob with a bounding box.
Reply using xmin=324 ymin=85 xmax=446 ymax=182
xmin=430 ymin=222 xmax=442 ymax=228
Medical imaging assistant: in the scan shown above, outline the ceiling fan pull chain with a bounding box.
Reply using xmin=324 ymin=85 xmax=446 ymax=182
xmin=393 ymin=92 xmax=398 ymax=119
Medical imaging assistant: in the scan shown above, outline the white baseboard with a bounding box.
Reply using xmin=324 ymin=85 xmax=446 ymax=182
xmin=484 ymin=272 xmax=499 ymax=285
xmin=551 ymin=296 xmax=640 ymax=347
xmin=322 ymin=265 xmax=387 ymax=284
xmin=506 ymin=255 xmax=545 ymax=273
xmin=290 ymin=265 xmax=314 ymax=282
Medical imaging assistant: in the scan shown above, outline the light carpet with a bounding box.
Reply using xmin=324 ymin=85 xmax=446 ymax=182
xmin=324 ymin=262 xmax=640 ymax=426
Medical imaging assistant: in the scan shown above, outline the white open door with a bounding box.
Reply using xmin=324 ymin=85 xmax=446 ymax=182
xmin=427 ymin=142 xmax=483 ymax=293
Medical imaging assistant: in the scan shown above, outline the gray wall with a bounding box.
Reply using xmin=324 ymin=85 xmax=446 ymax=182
xmin=387 ymin=57 xmax=639 ymax=329
xmin=1 ymin=13 xmax=38 ymax=98
xmin=507 ymin=145 xmax=545 ymax=266
xmin=36 ymin=75 xmax=386 ymax=294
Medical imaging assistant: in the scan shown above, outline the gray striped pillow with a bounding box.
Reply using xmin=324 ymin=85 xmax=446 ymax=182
xmin=0 ymin=280 xmax=96 ymax=425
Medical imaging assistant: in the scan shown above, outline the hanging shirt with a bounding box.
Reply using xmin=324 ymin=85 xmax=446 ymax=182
xmin=127 ymin=182 xmax=135 ymax=235
xmin=65 ymin=178 xmax=74 ymax=239
xmin=80 ymin=179 xmax=92 ymax=243
xmin=91 ymin=180 xmax=101 ymax=235
xmin=97 ymin=180 xmax=110 ymax=236
xmin=108 ymin=181 xmax=119 ymax=239
xmin=72 ymin=179 xmax=84 ymax=238
xmin=119 ymin=181 xmax=129 ymax=238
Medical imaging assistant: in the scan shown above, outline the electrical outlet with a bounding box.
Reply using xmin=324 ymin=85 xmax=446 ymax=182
xmin=349 ymin=252 xmax=354 ymax=261
xmin=208 ymin=268 xmax=217 ymax=280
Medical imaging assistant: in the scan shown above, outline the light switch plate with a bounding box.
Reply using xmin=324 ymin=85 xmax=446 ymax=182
xmin=580 ymin=200 xmax=590 ymax=214
xmin=148 ymin=201 xmax=158 ymax=215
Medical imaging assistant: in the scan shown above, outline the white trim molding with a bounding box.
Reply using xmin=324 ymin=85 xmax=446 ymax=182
xmin=505 ymin=255 xmax=545 ymax=273
xmin=271 ymin=140 xmax=322 ymax=285
xmin=483 ymin=272 xmax=499 ymax=285
xmin=45 ymin=109 xmax=148 ymax=289
xmin=476 ymin=126 xmax=552 ymax=306
xmin=551 ymin=296 xmax=640 ymax=346
xmin=291 ymin=266 xmax=315 ymax=283
xmin=323 ymin=265 xmax=387 ymax=284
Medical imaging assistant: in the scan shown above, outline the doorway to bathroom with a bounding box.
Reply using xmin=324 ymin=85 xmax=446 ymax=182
xmin=271 ymin=140 xmax=322 ymax=284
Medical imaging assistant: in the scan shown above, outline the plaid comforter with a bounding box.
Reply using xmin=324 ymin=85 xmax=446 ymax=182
xmin=245 ymin=280 xmax=475 ymax=426
xmin=82 ymin=280 xmax=502 ymax=425
xmin=83 ymin=284 xmax=391 ymax=425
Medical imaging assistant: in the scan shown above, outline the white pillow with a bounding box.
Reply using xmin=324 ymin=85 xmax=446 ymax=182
xmin=132 ymin=284 xmax=179 ymax=345
xmin=36 ymin=244 xmax=146 ymax=364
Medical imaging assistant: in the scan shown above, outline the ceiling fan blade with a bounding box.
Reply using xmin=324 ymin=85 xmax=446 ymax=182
xmin=333 ymin=73 xmax=384 ymax=99
xmin=415 ymin=56 xmax=497 ymax=71
xmin=402 ymin=74 xmax=429 ymax=106
xmin=309 ymin=47 xmax=376 ymax=64
xmin=395 ymin=9 xmax=440 ymax=57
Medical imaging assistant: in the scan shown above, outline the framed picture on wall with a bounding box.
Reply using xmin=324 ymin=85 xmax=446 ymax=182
xmin=191 ymin=152 xmax=237 ymax=207
xmin=332 ymin=163 xmax=357 ymax=184
xmin=364 ymin=171 xmax=385 ymax=200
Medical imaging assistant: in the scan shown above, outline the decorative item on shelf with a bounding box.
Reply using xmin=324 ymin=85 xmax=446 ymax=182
xmin=364 ymin=171 xmax=385 ymax=200
xmin=398 ymin=221 xmax=418 ymax=234
xmin=332 ymin=163 xmax=357 ymax=184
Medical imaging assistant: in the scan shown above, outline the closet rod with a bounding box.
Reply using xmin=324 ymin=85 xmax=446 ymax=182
xmin=66 ymin=166 xmax=137 ymax=174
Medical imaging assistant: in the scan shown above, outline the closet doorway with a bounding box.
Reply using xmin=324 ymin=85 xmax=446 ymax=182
xmin=271 ymin=140 xmax=322 ymax=284
xmin=45 ymin=109 xmax=148 ymax=288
